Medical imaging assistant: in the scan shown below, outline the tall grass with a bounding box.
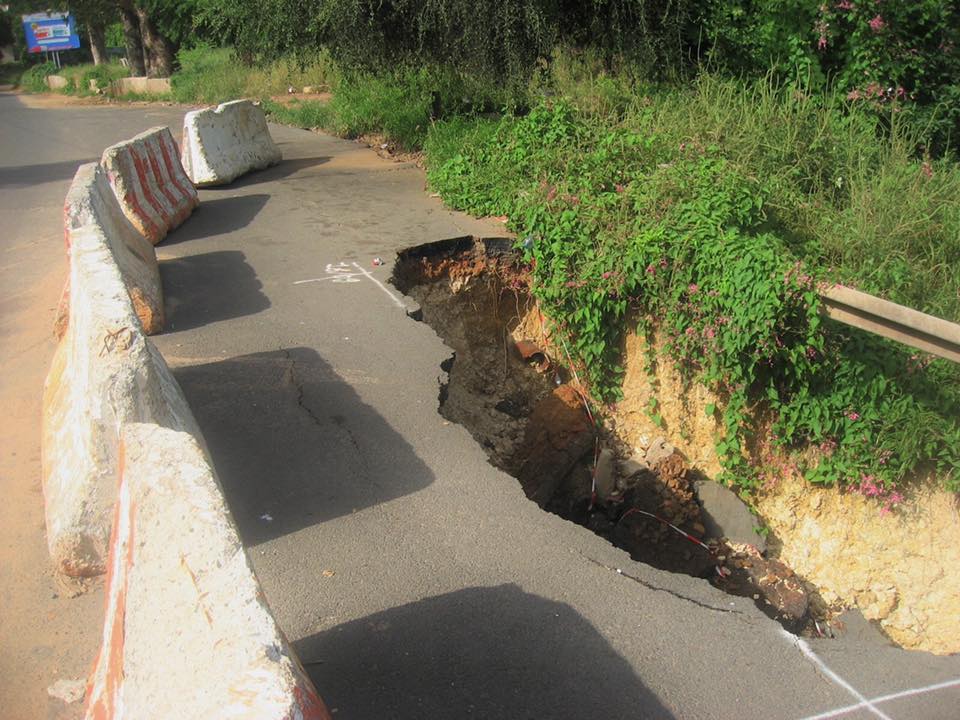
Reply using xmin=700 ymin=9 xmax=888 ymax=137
xmin=171 ymin=45 xmax=337 ymax=104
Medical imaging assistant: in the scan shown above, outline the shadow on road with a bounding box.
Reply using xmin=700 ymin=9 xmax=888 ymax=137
xmin=0 ymin=157 xmax=97 ymax=188
xmin=203 ymin=155 xmax=331 ymax=189
xmin=161 ymin=194 xmax=271 ymax=245
xmin=173 ymin=347 xmax=433 ymax=545
xmin=160 ymin=250 xmax=269 ymax=331
xmin=296 ymin=584 xmax=673 ymax=720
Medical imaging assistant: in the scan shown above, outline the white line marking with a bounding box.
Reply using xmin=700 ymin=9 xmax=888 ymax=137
xmin=350 ymin=262 xmax=405 ymax=308
xmin=780 ymin=629 xmax=893 ymax=720
xmin=800 ymin=678 xmax=960 ymax=720
xmin=293 ymin=275 xmax=362 ymax=284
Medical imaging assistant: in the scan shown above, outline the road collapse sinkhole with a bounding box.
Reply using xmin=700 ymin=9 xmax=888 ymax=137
xmin=392 ymin=237 xmax=815 ymax=635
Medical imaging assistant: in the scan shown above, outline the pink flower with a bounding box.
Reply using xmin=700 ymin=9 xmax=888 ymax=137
xmin=615 ymin=183 xmax=626 ymax=193
xmin=818 ymin=35 xmax=828 ymax=50
xmin=847 ymin=88 xmax=863 ymax=101
xmin=847 ymin=411 xmax=860 ymax=421
xmin=921 ymin=161 xmax=933 ymax=179
xmin=645 ymin=264 xmax=656 ymax=275
xmin=685 ymin=327 xmax=697 ymax=337
xmin=688 ymin=283 xmax=699 ymax=294
xmin=859 ymin=474 xmax=882 ymax=497
xmin=836 ymin=0 xmax=853 ymax=9
xmin=868 ymin=15 xmax=886 ymax=32
xmin=704 ymin=327 xmax=716 ymax=339
xmin=602 ymin=271 xmax=612 ymax=279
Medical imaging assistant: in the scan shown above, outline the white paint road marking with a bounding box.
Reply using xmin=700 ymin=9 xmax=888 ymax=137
xmin=292 ymin=262 xmax=406 ymax=309
xmin=350 ymin=262 xmax=405 ymax=308
xmin=780 ymin=629 xmax=893 ymax=720
xmin=800 ymin=678 xmax=960 ymax=720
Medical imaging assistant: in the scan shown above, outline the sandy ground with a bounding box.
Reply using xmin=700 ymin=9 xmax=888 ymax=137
xmin=0 ymin=230 xmax=101 ymax=720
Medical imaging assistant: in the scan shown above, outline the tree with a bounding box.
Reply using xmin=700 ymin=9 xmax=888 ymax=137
xmin=116 ymin=0 xmax=145 ymax=74
xmin=135 ymin=3 xmax=173 ymax=77
xmin=70 ymin=0 xmax=117 ymax=65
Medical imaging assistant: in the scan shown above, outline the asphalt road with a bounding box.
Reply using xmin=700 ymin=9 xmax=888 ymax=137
xmin=2 ymin=90 xmax=959 ymax=720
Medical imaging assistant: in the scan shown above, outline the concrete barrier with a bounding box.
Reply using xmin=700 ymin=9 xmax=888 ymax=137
xmin=101 ymin=126 xmax=198 ymax=245
xmin=181 ymin=100 xmax=282 ymax=186
xmin=61 ymin=162 xmax=164 ymax=335
xmin=41 ymin=223 xmax=195 ymax=576
xmin=108 ymin=76 xmax=172 ymax=97
xmin=85 ymin=424 xmax=331 ymax=720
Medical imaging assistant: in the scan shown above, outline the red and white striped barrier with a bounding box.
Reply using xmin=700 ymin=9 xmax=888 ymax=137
xmin=85 ymin=424 xmax=331 ymax=720
xmin=101 ymin=126 xmax=198 ymax=245
xmin=59 ymin=162 xmax=164 ymax=336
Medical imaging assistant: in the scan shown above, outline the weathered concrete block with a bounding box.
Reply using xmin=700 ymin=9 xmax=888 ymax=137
xmin=63 ymin=162 xmax=164 ymax=335
xmin=85 ymin=423 xmax=331 ymax=720
xmin=41 ymin=224 xmax=199 ymax=576
xmin=109 ymin=76 xmax=172 ymax=96
xmin=181 ymin=100 xmax=282 ymax=187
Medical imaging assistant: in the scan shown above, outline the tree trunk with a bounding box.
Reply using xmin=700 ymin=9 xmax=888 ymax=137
xmin=136 ymin=6 xmax=174 ymax=78
xmin=88 ymin=22 xmax=107 ymax=66
xmin=117 ymin=0 xmax=146 ymax=76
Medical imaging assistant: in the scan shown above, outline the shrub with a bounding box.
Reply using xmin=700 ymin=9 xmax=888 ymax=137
xmin=21 ymin=62 xmax=57 ymax=92
xmin=425 ymin=86 xmax=960 ymax=493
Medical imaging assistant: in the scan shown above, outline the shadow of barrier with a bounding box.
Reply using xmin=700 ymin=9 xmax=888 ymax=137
xmin=296 ymin=584 xmax=674 ymax=719
xmin=160 ymin=193 xmax=270 ymax=245
xmin=173 ymin=347 xmax=434 ymax=546
xmin=160 ymin=249 xmax=270 ymax=332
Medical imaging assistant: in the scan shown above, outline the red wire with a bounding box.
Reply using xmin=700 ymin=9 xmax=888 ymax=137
xmin=619 ymin=507 xmax=714 ymax=554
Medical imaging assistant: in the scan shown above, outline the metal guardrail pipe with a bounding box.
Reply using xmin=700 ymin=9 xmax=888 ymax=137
xmin=819 ymin=284 xmax=960 ymax=364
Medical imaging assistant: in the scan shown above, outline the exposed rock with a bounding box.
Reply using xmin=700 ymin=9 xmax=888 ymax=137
xmin=694 ymin=479 xmax=766 ymax=552
xmin=758 ymin=472 xmax=960 ymax=655
xmin=645 ymin=436 xmax=675 ymax=466
xmin=594 ymin=448 xmax=617 ymax=501
xmin=717 ymin=544 xmax=809 ymax=630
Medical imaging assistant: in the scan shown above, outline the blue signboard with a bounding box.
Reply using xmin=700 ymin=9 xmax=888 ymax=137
xmin=22 ymin=12 xmax=81 ymax=54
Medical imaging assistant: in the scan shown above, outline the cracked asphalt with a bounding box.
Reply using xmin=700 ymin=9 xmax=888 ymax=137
xmin=3 ymin=91 xmax=960 ymax=719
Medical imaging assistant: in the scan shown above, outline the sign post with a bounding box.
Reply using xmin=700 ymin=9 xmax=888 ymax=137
xmin=21 ymin=12 xmax=81 ymax=56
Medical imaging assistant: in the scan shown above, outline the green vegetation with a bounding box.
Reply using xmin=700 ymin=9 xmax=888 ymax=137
xmin=170 ymin=45 xmax=336 ymax=104
xmin=60 ymin=62 xmax=131 ymax=93
xmin=16 ymin=61 xmax=129 ymax=95
xmin=17 ymin=1 xmax=959 ymax=499
xmin=423 ymin=77 xmax=960 ymax=494
xmin=20 ymin=62 xmax=57 ymax=92
xmin=0 ymin=62 xmax=25 ymax=87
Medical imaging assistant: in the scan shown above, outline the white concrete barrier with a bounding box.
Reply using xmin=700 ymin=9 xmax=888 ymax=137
xmin=181 ymin=100 xmax=282 ymax=186
xmin=108 ymin=76 xmax=172 ymax=97
xmin=41 ymin=224 xmax=195 ymax=577
xmin=101 ymin=126 xmax=199 ymax=245
xmin=61 ymin=162 xmax=164 ymax=335
xmin=85 ymin=424 xmax=332 ymax=720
